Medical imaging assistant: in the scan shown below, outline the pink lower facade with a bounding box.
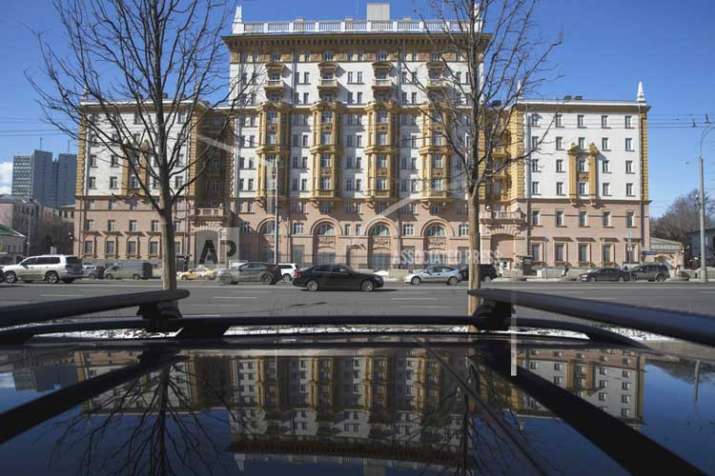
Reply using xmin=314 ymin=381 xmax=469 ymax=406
xmin=74 ymin=197 xmax=650 ymax=271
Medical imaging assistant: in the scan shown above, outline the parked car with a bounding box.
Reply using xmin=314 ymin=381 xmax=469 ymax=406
xmin=218 ymin=262 xmax=281 ymax=285
xmin=83 ymin=264 xmax=105 ymax=279
xmin=405 ymin=265 xmax=462 ymax=285
xmin=278 ymin=263 xmax=299 ymax=282
xmin=579 ymin=267 xmax=631 ymax=282
xmin=293 ymin=264 xmax=384 ymax=292
xmin=0 ymin=268 xmax=5 ymax=283
xmin=630 ymin=263 xmax=670 ymax=282
xmin=104 ymin=261 xmax=153 ymax=280
xmin=458 ymin=264 xmax=498 ymax=282
xmin=177 ymin=265 xmax=217 ymax=281
xmin=3 ymin=255 xmax=84 ymax=284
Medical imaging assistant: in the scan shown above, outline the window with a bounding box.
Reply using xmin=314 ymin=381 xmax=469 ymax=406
xmin=578 ymin=137 xmax=585 ymax=150
xmin=625 ymin=115 xmax=633 ymax=128
xmin=577 ymin=114 xmax=585 ymax=128
xmin=151 ymin=220 xmax=159 ymax=232
xmin=531 ymin=210 xmax=540 ymax=225
xmin=555 ymin=210 xmax=564 ymax=226
xmin=625 ymin=160 xmax=634 ymax=173
xmin=601 ymin=137 xmax=610 ymax=151
xmin=109 ymin=176 xmax=118 ymax=189
xmin=602 ymin=159 xmax=610 ymax=173
xmin=556 ymin=182 xmax=565 ymax=196
xmin=458 ymin=223 xmax=469 ymax=236
xmin=105 ymin=240 xmax=115 ymax=256
xmin=425 ymin=224 xmax=446 ymax=237
xmin=531 ymin=136 xmax=539 ymax=151
xmin=106 ymin=220 xmax=115 ymax=232
xmin=431 ymin=154 xmax=443 ymax=169
xmin=626 ymin=183 xmax=634 ymax=196
xmin=88 ymin=177 xmax=96 ymax=189
xmin=531 ymin=181 xmax=540 ymax=195
xmin=625 ymin=138 xmax=634 ymax=151
xmin=149 ymin=241 xmax=159 ymax=256
xmin=578 ymin=182 xmax=587 ymax=196
xmin=292 ymin=222 xmax=304 ymax=234
xmin=343 ymin=224 xmax=351 ymax=236
xmin=601 ymin=115 xmax=609 ymax=128
xmin=355 ymin=178 xmax=362 ymax=191
xmin=530 ymin=243 xmax=541 ymax=261
xmin=555 ymin=243 xmax=565 ymax=262
xmin=626 ymin=211 xmax=635 ymax=228
xmin=128 ymin=220 xmax=138 ymax=232
xmin=578 ymin=211 xmax=588 ymax=227
xmin=602 ymin=183 xmax=611 ymax=196
xmin=578 ymin=243 xmax=589 ymax=263
xmin=402 ymin=224 xmax=415 ymax=236
xmin=555 ymin=137 xmax=563 ymax=150
xmin=320 ymin=177 xmax=331 ymax=191
xmin=345 ymin=178 xmax=354 ymax=192
xmin=556 ymin=159 xmax=564 ymax=172
xmin=376 ymin=178 xmax=387 ymax=191
xmin=316 ymin=223 xmax=334 ymax=235
xmin=83 ymin=240 xmax=94 ymax=255
xmin=602 ymin=244 xmax=612 ymax=263
xmin=530 ymin=159 xmax=539 ymax=172
xmin=602 ymin=211 xmax=612 ymax=227
xmin=555 ymin=113 xmax=563 ymax=128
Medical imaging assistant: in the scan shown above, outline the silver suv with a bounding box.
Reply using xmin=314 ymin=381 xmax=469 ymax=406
xmin=3 ymin=255 xmax=84 ymax=284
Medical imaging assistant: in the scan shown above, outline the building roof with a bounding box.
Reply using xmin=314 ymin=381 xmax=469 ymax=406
xmin=0 ymin=224 xmax=25 ymax=239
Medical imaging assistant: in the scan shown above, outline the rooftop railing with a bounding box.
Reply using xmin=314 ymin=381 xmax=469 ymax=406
xmin=232 ymin=19 xmax=475 ymax=35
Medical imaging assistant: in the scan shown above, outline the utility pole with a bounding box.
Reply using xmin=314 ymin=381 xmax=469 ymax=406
xmin=273 ymin=157 xmax=279 ymax=265
xmin=697 ymin=118 xmax=712 ymax=282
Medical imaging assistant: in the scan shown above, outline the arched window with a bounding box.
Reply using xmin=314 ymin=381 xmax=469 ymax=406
xmin=369 ymin=224 xmax=390 ymax=236
xmin=315 ymin=223 xmax=335 ymax=236
xmin=261 ymin=221 xmax=275 ymax=235
xmin=425 ymin=224 xmax=446 ymax=237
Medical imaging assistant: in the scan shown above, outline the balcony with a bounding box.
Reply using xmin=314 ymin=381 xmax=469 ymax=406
xmin=264 ymin=79 xmax=285 ymax=94
xmin=317 ymin=78 xmax=338 ymax=93
xmin=372 ymin=78 xmax=394 ymax=93
xmin=193 ymin=207 xmax=231 ymax=223
xmin=426 ymin=78 xmax=447 ymax=91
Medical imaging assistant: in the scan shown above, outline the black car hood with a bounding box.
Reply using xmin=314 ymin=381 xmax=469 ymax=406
xmin=0 ymin=334 xmax=713 ymax=475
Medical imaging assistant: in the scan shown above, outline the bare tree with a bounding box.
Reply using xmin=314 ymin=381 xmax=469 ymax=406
xmin=652 ymin=189 xmax=714 ymax=244
xmin=29 ymin=0 xmax=254 ymax=290
xmin=411 ymin=0 xmax=560 ymax=314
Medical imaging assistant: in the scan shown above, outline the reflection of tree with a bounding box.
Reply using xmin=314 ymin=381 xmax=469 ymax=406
xmin=51 ymin=360 xmax=231 ymax=476
xmin=653 ymin=360 xmax=715 ymax=385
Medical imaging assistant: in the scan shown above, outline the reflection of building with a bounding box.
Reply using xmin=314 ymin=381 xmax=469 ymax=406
xmin=515 ymin=348 xmax=645 ymax=424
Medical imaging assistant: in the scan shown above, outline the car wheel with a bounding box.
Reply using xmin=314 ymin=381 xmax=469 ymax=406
xmin=88 ymin=272 xmax=97 ymax=279
xmin=5 ymin=272 xmax=17 ymax=284
xmin=46 ymin=272 xmax=60 ymax=284
xmin=483 ymin=276 xmax=492 ymax=283
xmin=361 ymin=280 xmax=375 ymax=292
xmin=180 ymin=275 xmax=188 ymax=280
xmin=261 ymin=273 xmax=273 ymax=285
xmin=105 ymin=273 xmax=114 ymax=280
xmin=411 ymin=277 xmax=421 ymax=285
xmin=618 ymin=276 xmax=625 ymax=282
xmin=306 ymin=280 xmax=319 ymax=292
xmin=447 ymin=277 xmax=458 ymax=286
xmin=656 ymin=274 xmax=666 ymax=283
xmin=62 ymin=279 xmax=74 ymax=284
xmin=282 ymin=274 xmax=292 ymax=283
xmin=132 ymin=274 xmax=141 ymax=280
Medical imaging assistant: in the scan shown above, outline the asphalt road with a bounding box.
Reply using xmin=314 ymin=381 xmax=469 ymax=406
xmin=1 ymin=279 xmax=714 ymax=318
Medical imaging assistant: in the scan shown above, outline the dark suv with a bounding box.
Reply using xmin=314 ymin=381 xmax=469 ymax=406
xmin=630 ymin=263 xmax=670 ymax=282
xmin=458 ymin=263 xmax=498 ymax=282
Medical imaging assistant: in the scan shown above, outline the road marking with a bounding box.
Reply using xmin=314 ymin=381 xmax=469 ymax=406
xmin=399 ymin=305 xmax=452 ymax=309
xmin=213 ymin=296 xmax=257 ymax=300
xmin=41 ymin=294 xmax=83 ymax=298
xmin=391 ymin=297 xmax=438 ymax=301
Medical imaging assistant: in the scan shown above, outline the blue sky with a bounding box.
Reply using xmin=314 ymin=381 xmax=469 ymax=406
xmin=0 ymin=0 xmax=713 ymax=216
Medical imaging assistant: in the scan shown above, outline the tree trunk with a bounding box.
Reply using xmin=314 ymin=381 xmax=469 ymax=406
xmin=159 ymin=207 xmax=177 ymax=291
xmin=467 ymin=188 xmax=481 ymax=315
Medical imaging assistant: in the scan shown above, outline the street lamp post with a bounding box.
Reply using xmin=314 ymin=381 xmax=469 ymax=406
xmin=698 ymin=120 xmax=713 ymax=282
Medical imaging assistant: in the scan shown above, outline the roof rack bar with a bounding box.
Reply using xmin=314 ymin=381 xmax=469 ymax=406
xmin=0 ymin=349 xmax=177 ymax=444
xmin=471 ymin=289 xmax=715 ymax=348
xmin=0 ymin=290 xmax=189 ymax=330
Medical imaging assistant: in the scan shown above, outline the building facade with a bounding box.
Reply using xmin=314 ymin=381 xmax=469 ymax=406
xmin=72 ymin=3 xmax=650 ymax=271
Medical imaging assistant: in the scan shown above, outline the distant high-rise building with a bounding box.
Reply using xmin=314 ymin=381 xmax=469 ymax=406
xmin=11 ymin=151 xmax=76 ymax=208
xmin=11 ymin=150 xmax=53 ymax=205
xmin=54 ymin=154 xmax=77 ymax=207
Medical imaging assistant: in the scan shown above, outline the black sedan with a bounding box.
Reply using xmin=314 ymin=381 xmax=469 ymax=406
xmin=293 ymin=264 xmax=384 ymax=291
xmin=579 ymin=267 xmax=631 ymax=282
